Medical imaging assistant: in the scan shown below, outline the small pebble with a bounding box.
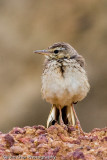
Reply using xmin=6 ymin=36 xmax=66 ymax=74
xmin=4 ymin=134 xmax=15 ymax=147
xmin=10 ymin=146 xmax=23 ymax=154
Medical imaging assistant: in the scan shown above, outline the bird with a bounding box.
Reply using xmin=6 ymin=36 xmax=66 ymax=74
xmin=34 ymin=42 xmax=90 ymax=132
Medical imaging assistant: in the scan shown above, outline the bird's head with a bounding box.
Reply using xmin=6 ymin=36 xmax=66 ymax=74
xmin=34 ymin=42 xmax=78 ymax=60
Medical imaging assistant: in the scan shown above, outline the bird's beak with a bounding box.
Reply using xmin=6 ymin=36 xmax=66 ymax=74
xmin=33 ymin=49 xmax=52 ymax=56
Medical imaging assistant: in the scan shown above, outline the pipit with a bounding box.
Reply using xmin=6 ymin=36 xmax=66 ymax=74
xmin=34 ymin=42 xmax=90 ymax=131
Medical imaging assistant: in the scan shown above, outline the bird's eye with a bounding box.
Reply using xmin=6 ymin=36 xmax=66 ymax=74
xmin=54 ymin=50 xmax=59 ymax=54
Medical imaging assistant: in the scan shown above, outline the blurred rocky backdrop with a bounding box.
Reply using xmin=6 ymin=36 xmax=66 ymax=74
xmin=0 ymin=0 xmax=107 ymax=132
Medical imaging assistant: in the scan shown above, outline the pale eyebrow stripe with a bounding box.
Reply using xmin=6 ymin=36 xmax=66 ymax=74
xmin=59 ymin=48 xmax=65 ymax=51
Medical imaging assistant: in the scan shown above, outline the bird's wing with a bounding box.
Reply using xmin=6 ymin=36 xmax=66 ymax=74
xmin=75 ymin=55 xmax=85 ymax=68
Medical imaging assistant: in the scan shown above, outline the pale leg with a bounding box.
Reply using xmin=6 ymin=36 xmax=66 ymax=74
xmin=71 ymin=104 xmax=84 ymax=134
xmin=59 ymin=105 xmax=64 ymax=125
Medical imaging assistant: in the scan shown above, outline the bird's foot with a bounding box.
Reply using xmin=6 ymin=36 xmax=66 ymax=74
xmin=60 ymin=122 xmax=68 ymax=130
xmin=76 ymin=120 xmax=85 ymax=136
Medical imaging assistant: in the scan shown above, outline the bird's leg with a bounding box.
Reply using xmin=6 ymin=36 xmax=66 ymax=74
xmin=59 ymin=105 xmax=64 ymax=125
xmin=71 ymin=104 xmax=84 ymax=135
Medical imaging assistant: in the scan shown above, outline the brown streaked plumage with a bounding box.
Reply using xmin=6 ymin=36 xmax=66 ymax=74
xmin=34 ymin=42 xmax=90 ymax=132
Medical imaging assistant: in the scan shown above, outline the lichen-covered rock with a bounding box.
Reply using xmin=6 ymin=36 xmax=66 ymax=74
xmin=0 ymin=124 xmax=107 ymax=160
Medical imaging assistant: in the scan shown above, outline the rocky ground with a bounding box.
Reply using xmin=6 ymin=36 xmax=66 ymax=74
xmin=0 ymin=124 xmax=107 ymax=160
xmin=0 ymin=0 xmax=107 ymax=133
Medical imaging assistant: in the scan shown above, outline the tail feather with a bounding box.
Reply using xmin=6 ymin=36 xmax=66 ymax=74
xmin=47 ymin=105 xmax=75 ymax=128
xmin=47 ymin=104 xmax=58 ymax=128
xmin=66 ymin=105 xmax=75 ymax=126
xmin=62 ymin=105 xmax=75 ymax=126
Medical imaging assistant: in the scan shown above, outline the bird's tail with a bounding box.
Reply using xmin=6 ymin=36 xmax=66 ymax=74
xmin=47 ymin=104 xmax=75 ymax=128
xmin=62 ymin=105 xmax=75 ymax=126
xmin=47 ymin=104 xmax=58 ymax=128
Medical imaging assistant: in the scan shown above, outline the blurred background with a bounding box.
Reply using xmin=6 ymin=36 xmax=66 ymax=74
xmin=0 ymin=0 xmax=107 ymax=133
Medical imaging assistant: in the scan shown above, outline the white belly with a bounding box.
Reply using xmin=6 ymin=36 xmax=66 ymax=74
xmin=41 ymin=59 xmax=90 ymax=106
